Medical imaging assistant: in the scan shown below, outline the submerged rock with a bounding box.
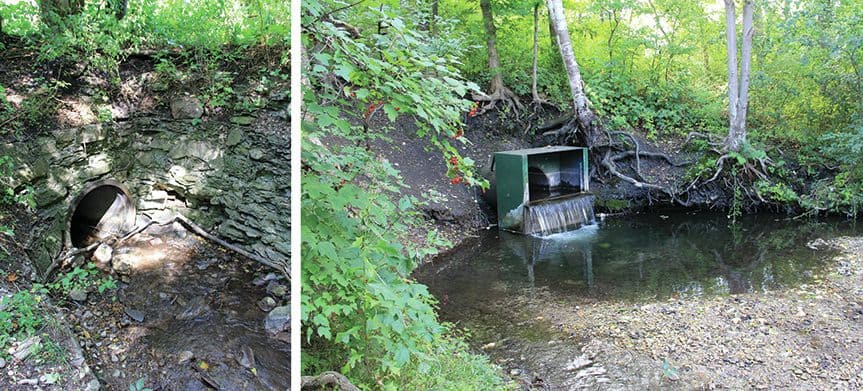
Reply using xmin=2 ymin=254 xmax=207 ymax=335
xmin=257 ymin=297 xmax=277 ymax=312
xmin=175 ymin=296 xmax=210 ymax=320
xmin=125 ymin=308 xmax=145 ymax=323
xmin=266 ymin=282 xmax=287 ymax=298
xmin=177 ymin=350 xmax=195 ymax=364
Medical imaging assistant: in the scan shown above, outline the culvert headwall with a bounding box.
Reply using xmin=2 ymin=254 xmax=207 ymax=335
xmin=10 ymin=118 xmax=290 ymax=275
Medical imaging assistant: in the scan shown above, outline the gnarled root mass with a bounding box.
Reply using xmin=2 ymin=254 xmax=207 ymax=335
xmin=472 ymin=86 xmax=523 ymax=115
xmin=538 ymin=116 xmax=780 ymax=210
xmin=301 ymin=371 xmax=360 ymax=391
xmin=541 ymin=115 xmax=690 ymax=204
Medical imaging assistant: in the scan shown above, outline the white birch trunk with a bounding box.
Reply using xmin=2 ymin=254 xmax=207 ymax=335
xmin=724 ymin=0 xmax=739 ymax=134
xmin=546 ymin=0 xmax=594 ymax=134
xmin=724 ymin=0 xmax=754 ymax=151
xmin=532 ymin=4 xmax=541 ymax=102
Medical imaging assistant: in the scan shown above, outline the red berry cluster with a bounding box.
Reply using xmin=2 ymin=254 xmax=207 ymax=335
xmin=449 ymin=155 xmax=463 ymax=185
xmin=467 ymin=102 xmax=479 ymax=117
xmin=365 ymin=100 xmax=384 ymax=119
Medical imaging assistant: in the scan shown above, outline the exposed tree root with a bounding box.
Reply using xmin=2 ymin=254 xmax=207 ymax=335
xmin=301 ymin=371 xmax=360 ymax=391
xmin=472 ymin=87 xmax=523 ymax=115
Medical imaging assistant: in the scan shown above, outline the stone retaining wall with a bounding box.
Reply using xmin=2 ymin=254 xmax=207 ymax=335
xmin=6 ymin=113 xmax=290 ymax=272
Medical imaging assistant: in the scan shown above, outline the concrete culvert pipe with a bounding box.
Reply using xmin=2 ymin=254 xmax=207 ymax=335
xmin=67 ymin=180 xmax=137 ymax=248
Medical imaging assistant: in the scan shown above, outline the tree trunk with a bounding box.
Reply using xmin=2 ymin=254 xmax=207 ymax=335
xmin=546 ymin=0 xmax=597 ymax=144
xmin=531 ymin=3 xmax=541 ymax=102
xmin=724 ymin=0 xmax=753 ymax=151
xmin=480 ymin=0 xmax=504 ymax=93
xmin=111 ymin=0 xmax=128 ymax=20
xmin=430 ymin=0 xmax=439 ymax=36
xmin=476 ymin=0 xmax=522 ymax=110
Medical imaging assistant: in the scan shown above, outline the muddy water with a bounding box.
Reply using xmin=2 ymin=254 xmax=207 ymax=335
xmin=416 ymin=212 xmax=860 ymax=388
xmin=84 ymin=224 xmax=290 ymax=390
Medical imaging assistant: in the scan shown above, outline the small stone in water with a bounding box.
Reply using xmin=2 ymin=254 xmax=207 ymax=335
xmin=264 ymin=306 xmax=290 ymax=335
xmin=258 ymin=297 xmax=277 ymax=312
xmin=237 ymin=347 xmax=255 ymax=369
xmin=0 ymin=357 xmax=5 ymax=368
xmin=253 ymin=273 xmax=278 ymax=286
xmin=266 ymin=282 xmax=287 ymax=297
xmin=564 ymin=355 xmax=593 ymax=371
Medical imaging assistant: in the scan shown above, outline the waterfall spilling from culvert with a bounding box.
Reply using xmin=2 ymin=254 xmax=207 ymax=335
xmin=524 ymin=194 xmax=595 ymax=236
xmin=491 ymin=146 xmax=594 ymax=235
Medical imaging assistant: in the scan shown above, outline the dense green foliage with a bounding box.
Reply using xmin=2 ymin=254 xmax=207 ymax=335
xmin=447 ymin=0 xmax=862 ymax=139
xmin=302 ymin=1 xmax=508 ymax=388
xmin=0 ymin=0 xmax=289 ymax=80
xmin=441 ymin=0 xmax=862 ymax=215
xmin=0 ymin=288 xmax=45 ymax=356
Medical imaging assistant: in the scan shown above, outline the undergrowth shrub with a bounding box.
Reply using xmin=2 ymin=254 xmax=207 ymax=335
xmin=302 ymin=1 xmax=508 ymax=388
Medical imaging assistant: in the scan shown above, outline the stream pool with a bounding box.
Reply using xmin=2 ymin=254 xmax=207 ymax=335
xmin=416 ymin=212 xmax=861 ymax=388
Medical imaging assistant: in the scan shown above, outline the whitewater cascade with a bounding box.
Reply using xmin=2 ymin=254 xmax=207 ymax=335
xmin=524 ymin=194 xmax=595 ymax=236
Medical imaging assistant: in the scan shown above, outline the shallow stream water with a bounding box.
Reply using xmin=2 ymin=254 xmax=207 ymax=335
xmin=79 ymin=223 xmax=291 ymax=390
xmin=416 ymin=212 xmax=860 ymax=388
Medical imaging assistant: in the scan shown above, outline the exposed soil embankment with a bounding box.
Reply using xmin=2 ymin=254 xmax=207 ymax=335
xmin=377 ymin=109 xmax=705 ymax=251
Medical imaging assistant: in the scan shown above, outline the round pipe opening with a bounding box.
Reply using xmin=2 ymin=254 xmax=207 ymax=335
xmin=68 ymin=180 xmax=136 ymax=248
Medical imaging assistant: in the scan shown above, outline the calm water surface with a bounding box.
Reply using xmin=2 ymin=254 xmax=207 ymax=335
xmin=416 ymin=212 xmax=861 ymax=386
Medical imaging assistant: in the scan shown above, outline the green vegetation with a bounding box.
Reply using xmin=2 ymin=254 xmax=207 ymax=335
xmin=48 ymin=262 xmax=117 ymax=299
xmin=302 ymin=0 xmax=508 ymax=388
xmin=303 ymin=0 xmax=861 ymax=388
xmin=0 ymin=289 xmax=45 ymax=355
xmin=0 ymin=0 xmax=290 ymax=122
xmin=129 ymin=377 xmax=154 ymax=391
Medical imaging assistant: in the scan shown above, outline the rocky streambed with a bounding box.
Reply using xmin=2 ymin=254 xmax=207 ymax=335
xmin=65 ymin=222 xmax=291 ymax=390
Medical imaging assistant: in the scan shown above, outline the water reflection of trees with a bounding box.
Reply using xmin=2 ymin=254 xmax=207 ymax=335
xmin=504 ymin=215 xmax=851 ymax=299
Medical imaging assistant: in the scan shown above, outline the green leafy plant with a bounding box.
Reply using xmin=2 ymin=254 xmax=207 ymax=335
xmin=0 ymin=289 xmax=46 ymax=356
xmin=48 ymin=263 xmax=117 ymax=299
xmin=301 ymin=1 xmax=506 ymax=388
xmin=129 ymin=377 xmax=153 ymax=391
xmin=661 ymin=359 xmax=680 ymax=381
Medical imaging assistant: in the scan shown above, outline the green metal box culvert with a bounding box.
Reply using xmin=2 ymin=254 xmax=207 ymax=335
xmin=490 ymin=146 xmax=589 ymax=234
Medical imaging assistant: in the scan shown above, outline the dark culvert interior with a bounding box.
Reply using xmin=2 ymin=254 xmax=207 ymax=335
xmin=69 ymin=182 xmax=136 ymax=248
